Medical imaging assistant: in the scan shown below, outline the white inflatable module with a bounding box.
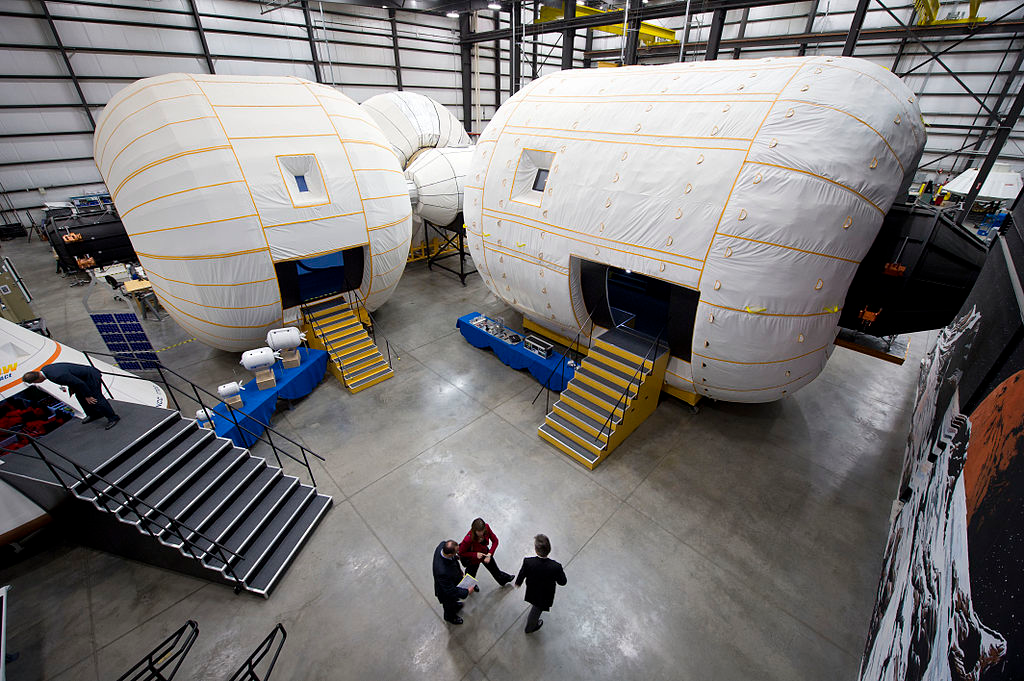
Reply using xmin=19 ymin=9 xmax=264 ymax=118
xmin=465 ymin=56 xmax=926 ymax=402
xmin=361 ymin=91 xmax=471 ymax=168
xmin=93 ymin=74 xmax=413 ymax=352
xmin=265 ymin=327 xmax=305 ymax=351
xmin=195 ymin=407 xmax=215 ymax=422
xmin=405 ymin=147 xmax=475 ymax=227
xmin=217 ymin=382 xmax=244 ymax=399
xmin=240 ymin=347 xmax=280 ymax=371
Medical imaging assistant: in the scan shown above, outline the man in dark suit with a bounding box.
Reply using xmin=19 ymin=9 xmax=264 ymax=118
xmin=432 ymin=539 xmax=478 ymax=625
xmin=22 ymin=363 xmax=120 ymax=429
xmin=515 ymin=533 xmax=567 ymax=634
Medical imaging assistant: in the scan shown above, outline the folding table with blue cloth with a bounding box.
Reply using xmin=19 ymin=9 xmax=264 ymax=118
xmin=456 ymin=313 xmax=575 ymax=391
xmin=211 ymin=347 xmax=328 ymax=448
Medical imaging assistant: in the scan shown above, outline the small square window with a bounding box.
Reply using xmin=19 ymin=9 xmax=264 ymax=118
xmin=532 ymin=168 xmax=549 ymax=192
xmin=295 ymin=175 xmax=309 ymax=192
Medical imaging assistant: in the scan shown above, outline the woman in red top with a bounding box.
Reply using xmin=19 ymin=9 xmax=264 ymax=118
xmin=458 ymin=517 xmax=514 ymax=586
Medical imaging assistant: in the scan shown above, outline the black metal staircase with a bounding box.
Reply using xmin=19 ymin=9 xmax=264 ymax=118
xmin=0 ymin=401 xmax=332 ymax=597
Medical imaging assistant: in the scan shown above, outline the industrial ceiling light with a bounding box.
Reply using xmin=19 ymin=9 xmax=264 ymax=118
xmin=446 ymin=10 xmax=459 ymax=17
xmin=488 ymin=2 xmax=502 ymax=9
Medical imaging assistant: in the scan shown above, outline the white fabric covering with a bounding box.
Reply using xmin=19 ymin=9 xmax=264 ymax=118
xmin=94 ymin=74 xmax=412 ymax=351
xmin=360 ymin=91 xmax=471 ymax=168
xmin=464 ymin=56 xmax=926 ymax=402
xmin=404 ymin=147 xmax=475 ymax=227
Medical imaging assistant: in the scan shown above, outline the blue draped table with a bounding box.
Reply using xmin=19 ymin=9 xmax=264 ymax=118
xmin=212 ymin=347 xmax=328 ymax=447
xmin=456 ymin=313 xmax=574 ymax=392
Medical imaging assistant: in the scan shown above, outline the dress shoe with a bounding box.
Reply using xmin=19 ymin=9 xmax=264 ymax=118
xmin=80 ymin=416 xmax=99 ymax=424
xmin=446 ymin=616 xmax=464 ymax=625
xmin=499 ymin=573 xmax=515 ymax=586
xmin=104 ymin=418 xmax=120 ymax=430
xmin=525 ymin=619 xmax=543 ymax=634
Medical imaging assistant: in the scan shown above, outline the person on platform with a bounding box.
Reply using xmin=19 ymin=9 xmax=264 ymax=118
xmin=432 ymin=539 xmax=477 ymax=625
xmin=22 ymin=363 xmax=120 ymax=429
xmin=515 ymin=534 xmax=567 ymax=634
xmin=458 ymin=517 xmax=515 ymax=587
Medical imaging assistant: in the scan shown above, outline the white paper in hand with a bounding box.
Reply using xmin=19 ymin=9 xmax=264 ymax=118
xmin=457 ymin=573 xmax=479 ymax=593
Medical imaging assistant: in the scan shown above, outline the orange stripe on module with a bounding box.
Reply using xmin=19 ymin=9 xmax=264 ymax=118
xmin=692 ymin=344 xmax=829 ymax=365
xmin=700 ymin=300 xmax=843 ymax=317
xmin=95 ymin=83 xmax=198 ymax=153
xmin=129 ymin=213 xmax=257 ymax=237
xmin=483 ymin=210 xmax=704 ymax=270
xmin=362 ymin=193 xmax=408 ymax=201
xmin=698 ymin=371 xmax=814 ymax=392
xmin=144 ymin=268 xmax=277 ymax=288
xmin=226 ymin=133 xmax=337 ymax=140
xmin=112 ymin=146 xmax=232 ymax=200
xmin=102 ymin=115 xmax=217 ymax=178
xmin=370 ymin=212 xmax=413 ymax=231
xmin=484 ymin=241 xmax=569 ymax=275
xmin=0 ymin=346 xmax=63 ymax=392
xmin=135 ymin=247 xmax=269 ymax=261
xmin=147 ymin=280 xmax=280 ymax=311
xmin=155 ymin=295 xmax=279 ymax=329
xmin=372 ymin=259 xmax=406 ymax=278
xmin=715 ymin=232 xmax=861 ymax=264
xmin=120 ymin=180 xmax=245 ymax=218
xmin=263 ymin=211 xmax=363 ymax=229
xmin=745 ymin=161 xmax=884 ymax=214
xmin=504 ymin=124 xmax=753 ymax=143
xmin=496 ymin=131 xmax=749 ymax=152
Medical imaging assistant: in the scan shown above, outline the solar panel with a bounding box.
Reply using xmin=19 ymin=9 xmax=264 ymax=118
xmin=89 ymin=311 xmax=158 ymax=372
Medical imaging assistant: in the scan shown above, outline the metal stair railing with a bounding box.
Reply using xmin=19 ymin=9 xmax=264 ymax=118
xmin=81 ymin=352 xmax=326 ymax=488
xmin=300 ymin=291 xmax=396 ymax=377
xmin=300 ymin=301 xmax=337 ymax=368
xmin=532 ymin=307 xmax=597 ymax=413
xmin=597 ymin=326 xmax=667 ymax=444
xmin=0 ymin=430 xmax=247 ymax=590
xmin=116 ymin=620 xmax=199 ymax=681
xmin=227 ymin=623 xmax=287 ymax=681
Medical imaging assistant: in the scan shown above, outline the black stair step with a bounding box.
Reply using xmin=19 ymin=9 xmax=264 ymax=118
xmin=305 ymin=296 xmax=349 ymax=316
xmin=118 ymin=428 xmax=217 ymax=499
xmin=589 ymin=344 xmax=649 ymax=375
xmin=127 ymin=439 xmax=233 ymax=524
xmin=538 ymin=423 xmax=600 ymax=465
xmin=190 ymin=467 xmax=282 ymax=558
xmin=200 ymin=474 xmax=299 ymax=569
xmin=576 ymin=366 xmax=639 ymax=398
xmin=144 ymin=448 xmax=248 ymax=533
xmin=74 ymin=419 xmax=196 ymax=501
xmin=555 ymin=401 xmax=612 ymax=436
xmin=597 ymin=327 xmax=669 ymax=359
xmin=547 ymin=412 xmax=604 ymax=447
xmin=344 ymin=358 xmax=387 ymax=380
xmin=561 ymin=389 xmax=623 ymax=424
xmin=207 ymin=484 xmax=314 ymax=576
xmin=245 ymin=494 xmax=333 ymax=596
xmin=161 ymin=457 xmax=265 ymax=547
xmin=585 ymin=353 xmax=644 ymax=384
xmin=348 ymin=367 xmax=392 ymax=390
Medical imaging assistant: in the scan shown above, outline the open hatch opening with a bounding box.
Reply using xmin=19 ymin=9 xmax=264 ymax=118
xmin=575 ymin=258 xmax=700 ymax=361
xmin=275 ymin=246 xmax=365 ymax=309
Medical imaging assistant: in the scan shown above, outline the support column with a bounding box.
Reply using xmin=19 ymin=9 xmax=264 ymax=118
xmin=302 ymin=1 xmax=322 ymax=83
xmin=732 ymin=8 xmax=750 ymax=59
xmin=187 ymin=0 xmax=215 ymax=74
xmin=39 ymin=0 xmax=94 ymax=130
xmin=493 ymin=14 xmax=502 ymax=110
xmin=843 ymin=0 xmax=870 ymax=56
xmin=582 ymin=28 xmax=594 ymax=68
xmin=704 ymin=8 xmax=726 ymax=61
xmin=510 ymin=1 xmax=520 ymax=94
xmin=561 ymin=0 xmax=576 ymax=70
xmin=957 ymin=79 xmax=1024 ymax=224
xmin=389 ymin=8 xmax=403 ymax=90
xmin=797 ymin=0 xmax=819 ymax=57
xmin=460 ymin=12 xmax=473 ymax=131
xmin=623 ymin=9 xmax=642 ymax=65
xmin=957 ymin=43 xmax=1024 ymax=172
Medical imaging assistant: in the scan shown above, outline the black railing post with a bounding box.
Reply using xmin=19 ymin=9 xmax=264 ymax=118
xmin=156 ymin=364 xmax=181 ymax=412
xmin=263 ymin=428 xmax=284 ymax=469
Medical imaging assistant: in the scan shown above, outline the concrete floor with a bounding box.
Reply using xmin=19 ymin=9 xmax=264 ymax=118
xmin=0 ymin=234 xmax=925 ymax=681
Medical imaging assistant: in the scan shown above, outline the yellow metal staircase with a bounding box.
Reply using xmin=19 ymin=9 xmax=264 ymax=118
xmin=539 ymin=328 xmax=669 ymax=470
xmin=302 ymin=298 xmax=394 ymax=394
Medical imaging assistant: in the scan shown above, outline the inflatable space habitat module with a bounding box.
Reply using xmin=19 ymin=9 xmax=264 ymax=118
xmin=93 ymin=56 xmax=924 ymax=403
xmin=465 ymin=56 xmax=925 ymax=403
xmin=93 ymin=77 xmax=472 ymax=352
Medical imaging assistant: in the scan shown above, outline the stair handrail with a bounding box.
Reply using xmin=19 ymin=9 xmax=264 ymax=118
xmin=227 ymin=622 xmax=287 ymax=681
xmin=81 ymin=351 xmax=325 ymax=488
xmin=531 ymin=307 xmax=598 ymax=413
xmin=0 ymin=429 xmax=247 ymax=590
xmin=342 ymin=288 xmax=396 ymax=371
xmin=597 ymin=327 xmax=667 ymax=443
xmin=300 ymin=288 xmax=396 ymax=377
xmin=116 ymin=619 xmax=198 ymax=681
